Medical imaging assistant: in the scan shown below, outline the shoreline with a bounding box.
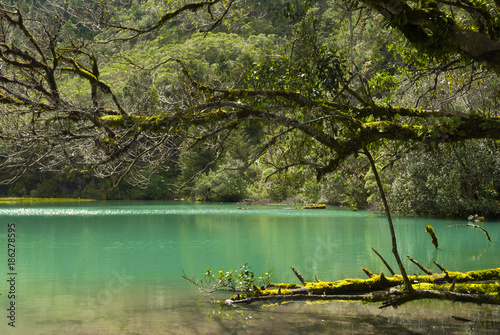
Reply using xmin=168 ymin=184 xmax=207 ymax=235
xmin=0 ymin=197 xmax=95 ymax=203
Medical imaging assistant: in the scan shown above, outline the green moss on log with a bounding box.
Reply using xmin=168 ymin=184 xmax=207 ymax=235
xmin=417 ymin=282 xmax=500 ymax=295
xmin=425 ymin=225 xmax=439 ymax=248
xmin=305 ymin=273 xmax=403 ymax=295
xmin=224 ymin=268 xmax=500 ymax=304
xmin=270 ymin=283 xmax=300 ymax=289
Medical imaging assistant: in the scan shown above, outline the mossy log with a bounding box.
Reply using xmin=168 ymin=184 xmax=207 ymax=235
xmin=301 ymin=204 xmax=326 ymax=209
xmin=226 ymin=268 xmax=500 ymax=307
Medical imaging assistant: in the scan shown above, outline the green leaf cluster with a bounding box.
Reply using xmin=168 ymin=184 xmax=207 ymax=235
xmin=204 ymin=263 xmax=273 ymax=295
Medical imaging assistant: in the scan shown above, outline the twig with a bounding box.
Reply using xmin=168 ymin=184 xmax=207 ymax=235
xmin=181 ymin=271 xmax=238 ymax=293
xmin=291 ymin=267 xmax=307 ymax=285
xmin=448 ymin=224 xmax=492 ymax=242
xmin=433 ymin=261 xmax=448 ymax=273
xmin=449 ymin=278 xmax=456 ymax=292
xmin=364 ymin=147 xmax=413 ymax=292
xmin=362 ymin=268 xmax=376 ymax=278
xmin=181 ymin=273 xmax=217 ymax=293
xmin=371 ymin=247 xmax=396 ymax=276
xmin=407 ymin=255 xmax=434 ymax=275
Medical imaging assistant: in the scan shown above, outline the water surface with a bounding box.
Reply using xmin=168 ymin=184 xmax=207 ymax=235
xmin=0 ymin=201 xmax=499 ymax=334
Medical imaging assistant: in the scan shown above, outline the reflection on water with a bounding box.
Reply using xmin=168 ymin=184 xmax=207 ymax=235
xmin=11 ymin=296 xmax=500 ymax=334
xmin=0 ymin=201 xmax=499 ymax=334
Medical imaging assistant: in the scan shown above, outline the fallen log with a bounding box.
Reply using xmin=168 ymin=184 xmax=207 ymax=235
xmin=228 ymin=293 xmax=374 ymax=305
xmin=223 ymin=267 xmax=500 ymax=307
xmin=301 ymin=204 xmax=326 ymax=209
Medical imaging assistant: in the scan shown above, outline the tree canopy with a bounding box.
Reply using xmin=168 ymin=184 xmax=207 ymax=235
xmin=0 ymin=0 xmax=498 ymax=215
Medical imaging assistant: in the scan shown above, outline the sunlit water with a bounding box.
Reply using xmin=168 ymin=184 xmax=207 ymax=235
xmin=0 ymin=201 xmax=499 ymax=334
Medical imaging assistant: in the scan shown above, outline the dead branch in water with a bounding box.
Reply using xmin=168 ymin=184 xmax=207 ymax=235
xmin=291 ymin=266 xmax=307 ymax=285
xmin=407 ymin=255 xmax=434 ymax=275
xmin=448 ymin=224 xmax=492 ymax=242
xmin=371 ymin=248 xmax=396 ymax=276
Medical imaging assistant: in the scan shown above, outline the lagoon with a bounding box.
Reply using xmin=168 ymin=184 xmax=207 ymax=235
xmin=0 ymin=201 xmax=499 ymax=334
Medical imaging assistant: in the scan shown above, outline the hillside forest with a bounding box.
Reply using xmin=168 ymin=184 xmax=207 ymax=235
xmin=0 ymin=0 xmax=500 ymax=218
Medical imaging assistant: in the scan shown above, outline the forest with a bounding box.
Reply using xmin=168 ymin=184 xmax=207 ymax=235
xmin=0 ymin=0 xmax=499 ymax=219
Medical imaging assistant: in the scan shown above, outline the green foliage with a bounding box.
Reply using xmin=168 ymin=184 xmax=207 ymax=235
xmin=178 ymin=145 xmax=217 ymax=183
xmin=261 ymin=170 xmax=306 ymax=202
xmin=301 ymin=179 xmax=322 ymax=203
xmin=194 ymin=157 xmax=248 ymax=202
xmin=389 ymin=141 xmax=500 ymax=216
xmin=203 ymin=263 xmax=273 ymax=295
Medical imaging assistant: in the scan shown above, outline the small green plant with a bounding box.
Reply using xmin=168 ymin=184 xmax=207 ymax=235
xmin=184 ymin=263 xmax=273 ymax=296
xmin=204 ymin=263 xmax=273 ymax=294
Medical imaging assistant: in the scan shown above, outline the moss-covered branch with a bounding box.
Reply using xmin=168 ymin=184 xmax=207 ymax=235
xmin=362 ymin=0 xmax=500 ymax=74
xmin=221 ymin=267 xmax=500 ymax=307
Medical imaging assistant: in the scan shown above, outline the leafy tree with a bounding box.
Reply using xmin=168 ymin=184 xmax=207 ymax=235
xmin=389 ymin=141 xmax=500 ymax=216
xmin=194 ymin=156 xmax=248 ymax=201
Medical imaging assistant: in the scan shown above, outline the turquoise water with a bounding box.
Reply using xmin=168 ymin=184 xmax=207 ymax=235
xmin=0 ymin=201 xmax=499 ymax=334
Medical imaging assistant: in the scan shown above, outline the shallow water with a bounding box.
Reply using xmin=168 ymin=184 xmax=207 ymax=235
xmin=0 ymin=201 xmax=499 ymax=334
